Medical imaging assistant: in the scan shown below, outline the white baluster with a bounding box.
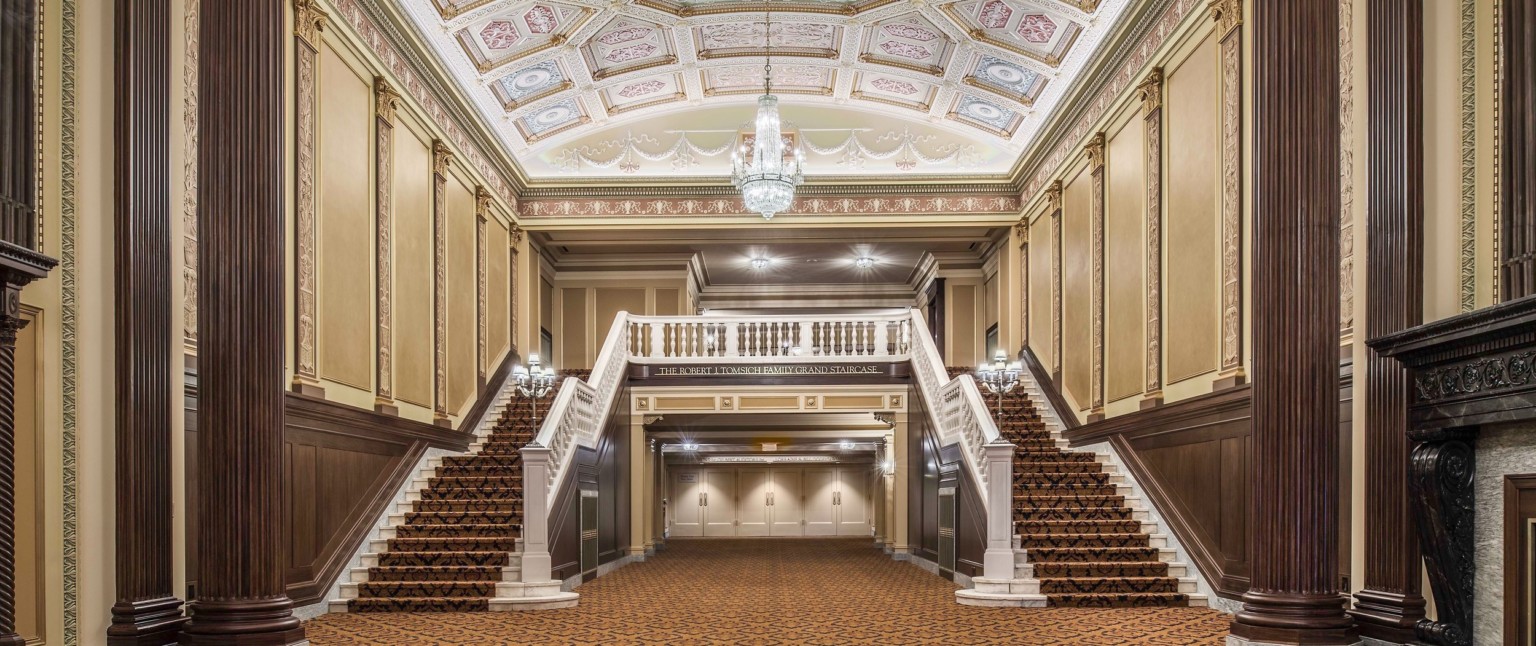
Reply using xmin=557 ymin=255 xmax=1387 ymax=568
xmin=875 ymin=320 xmax=888 ymax=358
xmin=799 ymin=321 xmax=813 ymax=355
xmin=649 ymin=322 xmax=664 ymax=358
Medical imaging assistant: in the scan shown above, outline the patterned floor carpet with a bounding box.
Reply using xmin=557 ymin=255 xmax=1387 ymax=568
xmin=307 ymin=539 xmax=1230 ymax=645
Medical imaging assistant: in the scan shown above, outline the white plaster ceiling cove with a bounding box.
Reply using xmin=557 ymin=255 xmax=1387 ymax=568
xmin=398 ymin=0 xmax=1130 ymax=179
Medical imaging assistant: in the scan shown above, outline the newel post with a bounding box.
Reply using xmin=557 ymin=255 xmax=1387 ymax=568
xmin=982 ymin=440 xmax=1016 ymax=580
xmin=520 ymin=445 xmax=554 ymax=583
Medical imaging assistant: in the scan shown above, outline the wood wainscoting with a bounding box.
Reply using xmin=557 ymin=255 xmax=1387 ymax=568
xmin=1063 ymin=386 xmax=1253 ymax=599
xmin=183 ymin=359 xmax=475 ymax=606
xmin=907 ymin=385 xmax=987 ymax=578
xmin=549 ymin=378 xmax=632 ymax=582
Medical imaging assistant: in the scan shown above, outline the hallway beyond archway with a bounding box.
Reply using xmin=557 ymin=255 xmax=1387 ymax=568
xmin=306 ymin=539 xmax=1228 ymax=645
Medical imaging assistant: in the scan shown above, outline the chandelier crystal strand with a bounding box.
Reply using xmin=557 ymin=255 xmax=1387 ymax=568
xmin=732 ymin=0 xmax=804 ymax=220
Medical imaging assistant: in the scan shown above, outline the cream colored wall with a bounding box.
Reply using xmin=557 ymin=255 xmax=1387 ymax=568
xmin=1062 ymin=164 xmax=1092 ymax=409
xmin=1105 ymin=108 xmax=1146 ymax=404
xmin=552 ymin=274 xmax=688 ymax=370
xmin=1162 ymin=32 xmax=1221 ymax=388
xmin=316 ymin=42 xmax=375 ymax=390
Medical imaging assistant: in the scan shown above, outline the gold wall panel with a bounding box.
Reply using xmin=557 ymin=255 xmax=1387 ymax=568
xmin=653 ymin=396 xmax=718 ymax=410
xmin=1029 ymin=213 xmax=1053 ymax=369
xmin=655 ymin=288 xmax=681 ymax=316
xmin=393 ymin=125 xmax=434 ymax=407
xmin=560 ymin=287 xmax=588 ymax=368
xmin=317 ymin=45 xmax=373 ymax=389
xmin=950 ymin=283 xmax=976 ymax=365
xmin=15 ymin=315 xmax=41 ymax=643
xmin=1106 ymin=116 xmax=1146 ymax=402
xmin=487 ymin=218 xmax=510 ymax=367
xmin=1165 ymin=35 xmax=1221 ymax=383
xmin=822 ymin=395 xmax=885 ymax=409
xmin=1063 ymin=168 xmax=1092 ymax=408
xmin=540 ymin=277 xmax=554 ymax=332
xmin=738 ymin=396 xmax=802 ymax=409
xmin=595 ymin=287 xmax=646 ymax=345
xmin=447 ymin=176 xmax=477 ymax=410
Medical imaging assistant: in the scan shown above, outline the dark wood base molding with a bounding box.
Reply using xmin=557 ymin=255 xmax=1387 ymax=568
xmin=1138 ymin=395 xmax=1164 ymax=410
xmin=107 ymin=597 xmax=188 ymax=646
xmin=1230 ymin=590 xmax=1358 ymax=644
xmin=373 ymin=401 xmax=399 ymax=416
xmin=291 ymin=381 xmax=326 ymax=398
xmin=179 ymin=598 xmax=305 ymax=646
xmin=1348 ymin=589 xmax=1426 ymax=643
xmin=1212 ymin=372 xmax=1246 ymax=391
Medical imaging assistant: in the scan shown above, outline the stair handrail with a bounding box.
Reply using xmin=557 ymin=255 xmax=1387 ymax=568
xmin=907 ymin=309 xmax=1017 ymax=582
xmin=625 ymin=313 xmax=913 ymax=362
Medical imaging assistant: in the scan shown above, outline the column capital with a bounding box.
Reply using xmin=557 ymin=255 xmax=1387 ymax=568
xmin=1137 ymin=67 xmax=1164 ymax=117
xmin=293 ymin=0 xmax=328 ymax=47
xmin=374 ymin=76 xmax=400 ymax=125
xmin=1084 ymin=132 xmax=1106 ymax=170
xmin=1045 ymin=180 xmax=1063 ymax=213
xmin=432 ymin=140 xmax=454 ymax=176
xmin=1209 ymin=0 xmax=1241 ymax=38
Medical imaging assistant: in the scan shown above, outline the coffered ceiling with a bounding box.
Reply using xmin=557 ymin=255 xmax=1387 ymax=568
xmin=396 ymin=0 xmax=1131 ymax=179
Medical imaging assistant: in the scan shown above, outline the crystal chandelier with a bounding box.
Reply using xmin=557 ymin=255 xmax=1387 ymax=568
xmin=731 ymin=3 xmax=804 ymax=221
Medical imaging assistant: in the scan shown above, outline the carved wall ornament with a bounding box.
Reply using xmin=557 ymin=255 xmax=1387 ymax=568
xmin=1217 ymin=13 xmax=1245 ymax=378
xmin=1046 ymin=179 xmax=1063 ymax=212
xmin=374 ymin=76 xmax=400 ymax=125
xmin=375 ymin=77 xmax=396 ymax=406
xmin=1136 ymin=67 xmax=1164 ymax=117
xmin=519 ymin=194 xmax=1022 ymax=218
xmin=1013 ymin=220 xmax=1029 ymax=243
xmin=509 ymin=222 xmax=525 ymax=246
xmin=184 ymin=0 xmax=199 ymax=348
xmin=1050 ymin=186 xmax=1063 ymax=378
xmin=1084 ymin=132 xmax=1106 ymax=170
xmin=1405 ymin=427 xmax=1476 ymax=646
xmin=476 ymin=213 xmax=487 ymax=378
xmin=1089 ymin=139 xmax=1105 ymax=412
xmin=431 ymin=139 xmax=449 ymax=421
xmin=432 ymin=140 xmax=454 ymax=176
xmin=1412 ymin=350 xmax=1536 ymax=403
xmin=293 ymin=11 xmax=321 ymax=389
xmin=1209 ymin=0 xmax=1241 ymax=38
xmin=293 ymin=0 xmax=328 ymax=46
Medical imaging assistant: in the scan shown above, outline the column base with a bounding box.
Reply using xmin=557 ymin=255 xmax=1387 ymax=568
xmin=1230 ymin=590 xmax=1358 ymax=645
xmin=290 ymin=378 xmax=326 ymax=398
xmin=373 ymin=399 xmax=398 ymax=416
xmin=1348 ymin=590 xmax=1425 ymax=644
xmin=179 ymin=597 xmax=305 ymax=646
xmin=1086 ymin=409 xmax=1105 ymax=423
xmin=433 ymin=413 xmax=452 ymax=428
xmin=1213 ymin=370 xmax=1247 ymax=391
xmin=0 ymin=634 xmax=26 ymax=646
xmin=1140 ymin=393 xmax=1165 ymax=410
xmin=108 ymin=596 xmax=188 ymax=646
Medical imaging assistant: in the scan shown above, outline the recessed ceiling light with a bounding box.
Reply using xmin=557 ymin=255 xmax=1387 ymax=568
xmin=750 ymin=257 xmax=771 ymax=270
xmin=854 ymin=256 xmax=876 ymax=269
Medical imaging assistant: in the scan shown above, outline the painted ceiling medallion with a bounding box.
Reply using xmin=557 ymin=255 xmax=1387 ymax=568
xmin=394 ymin=0 xmax=1133 ymax=179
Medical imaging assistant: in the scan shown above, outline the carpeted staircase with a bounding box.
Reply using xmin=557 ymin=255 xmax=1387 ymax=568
xmin=328 ymin=373 xmax=585 ymax=612
xmin=947 ymin=367 xmax=1204 ymax=608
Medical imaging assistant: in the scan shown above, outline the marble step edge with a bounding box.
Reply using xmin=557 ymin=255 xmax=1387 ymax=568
xmin=349 ymin=564 xmax=521 ymax=583
xmin=1014 ymin=518 xmax=1160 ymax=536
xmin=1011 ymin=533 xmax=1170 ymax=549
xmin=359 ymin=551 xmax=524 ymax=569
xmin=1015 ymin=560 xmax=1190 ymax=579
xmin=326 ymin=590 xmax=580 ymax=613
xmin=1013 ymin=545 xmax=1178 ymax=562
xmin=378 ymin=526 xmax=523 ymax=541
xmin=338 ymin=579 xmax=563 ymax=600
xmin=369 ymin=538 xmax=526 ymax=553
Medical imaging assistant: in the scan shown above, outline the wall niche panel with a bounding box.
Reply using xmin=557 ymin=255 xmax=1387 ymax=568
xmin=561 ymin=287 xmax=589 ymax=368
xmin=487 ymin=217 xmax=511 ymax=368
xmin=317 ymin=44 xmax=374 ymax=390
xmin=1106 ymin=116 xmax=1147 ymax=402
xmin=1028 ymin=212 xmax=1053 ymax=370
xmin=447 ymin=174 xmax=477 ymax=412
xmin=393 ymin=121 xmax=434 ymax=407
xmin=1164 ymin=34 xmax=1221 ymax=384
xmin=1063 ymin=167 xmax=1092 ymax=408
xmin=654 ymin=288 xmax=681 ymax=316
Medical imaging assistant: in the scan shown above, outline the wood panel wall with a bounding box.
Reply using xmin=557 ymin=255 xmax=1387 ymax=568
xmin=905 ymin=385 xmax=987 ymax=578
xmin=548 ymin=377 xmax=632 ymax=581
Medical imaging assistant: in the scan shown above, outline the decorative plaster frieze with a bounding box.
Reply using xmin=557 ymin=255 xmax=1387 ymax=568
xmin=518 ymin=194 xmax=1021 ymax=218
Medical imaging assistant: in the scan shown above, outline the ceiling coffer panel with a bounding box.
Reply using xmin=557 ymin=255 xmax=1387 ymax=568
xmin=396 ymin=0 xmax=1134 ymax=178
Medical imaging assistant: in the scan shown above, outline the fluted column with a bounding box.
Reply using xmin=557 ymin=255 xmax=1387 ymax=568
xmin=1350 ymin=0 xmax=1428 ymax=640
xmin=178 ymin=0 xmax=305 ymax=643
xmin=1230 ymin=0 xmax=1357 ymax=642
xmin=109 ymin=0 xmax=187 ymax=642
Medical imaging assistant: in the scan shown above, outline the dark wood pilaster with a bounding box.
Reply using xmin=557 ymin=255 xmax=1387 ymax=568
xmin=108 ymin=0 xmax=188 ymax=643
xmin=178 ymin=1 xmax=305 ymax=643
xmin=1231 ymin=0 xmax=1357 ymax=642
xmin=1500 ymin=0 xmax=1536 ymax=299
xmin=1349 ymin=0 xmax=1427 ymax=640
xmin=0 ymin=1 xmax=56 ymax=645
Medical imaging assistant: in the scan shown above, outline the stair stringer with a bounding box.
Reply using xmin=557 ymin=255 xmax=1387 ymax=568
xmin=1010 ymin=374 xmax=1215 ymax=609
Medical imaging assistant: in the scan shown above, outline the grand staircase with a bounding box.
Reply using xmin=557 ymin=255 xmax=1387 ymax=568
xmin=948 ymin=368 xmax=1205 ymax=608
xmin=328 ymin=373 xmax=586 ymax=612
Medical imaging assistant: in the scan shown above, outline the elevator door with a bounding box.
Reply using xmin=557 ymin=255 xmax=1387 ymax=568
xmin=702 ymin=469 xmax=738 ymax=537
xmin=769 ymin=469 xmax=804 ymax=537
xmin=670 ymin=470 xmax=703 ymax=537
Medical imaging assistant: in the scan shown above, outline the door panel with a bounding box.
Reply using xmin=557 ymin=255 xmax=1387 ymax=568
xmin=737 ymin=470 xmax=771 ymax=536
xmin=803 ymin=468 xmax=837 ymax=536
xmin=836 ymin=468 xmax=871 ymax=536
xmin=770 ymin=469 xmax=803 ymax=537
xmin=703 ymin=469 xmax=738 ymax=537
xmin=671 ymin=470 xmax=703 ymax=537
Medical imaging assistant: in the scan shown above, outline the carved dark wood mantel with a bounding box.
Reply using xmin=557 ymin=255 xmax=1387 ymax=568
xmin=1371 ymin=295 xmax=1536 ymax=646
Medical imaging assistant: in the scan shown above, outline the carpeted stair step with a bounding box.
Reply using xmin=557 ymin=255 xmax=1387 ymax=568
xmin=1013 ymin=461 xmax=1103 ymax=473
xmin=410 ymin=499 xmax=522 ymax=513
xmin=394 ymin=523 xmax=521 ymax=539
xmin=1025 ymin=546 xmax=1162 ymax=562
xmin=357 ymin=581 xmax=498 ymax=599
xmin=1028 ymin=561 xmax=1170 ymax=578
xmin=1015 ymin=506 xmax=1135 ymax=522
xmin=441 ymin=455 xmax=521 ymax=468
xmin=405 ymin=511 xmax=520 ymax=525
xmin=428 ymin=475 xmax=524 ymax=488
xmin=434 ymin=464 xmax=523 ymax=477
xmin=346 ymin=597 xmax=489 ymax=612
xmin=419 ymin=488 xmax=524 ymax=501
xmin=375 ymin=551 xmax=510 ymax=567
xmin=1045 ymin=592 xmax=1189 ymax=608
xmin=1013 ymin=493 xmax=1125 ymax=508
xmin=1013 ymin=450 xmax=1098 ymax=462
xmin=366 ymin=565 xmax=507 ymax=582
xmin=1014 ymin=473 xmax=1110 ymax=486
xmin=1017 ymin=533 xmax=1151 ymax=549
xmin=1014 ymin=519 xmax=1142 ymax=535
xmin=1038 ymin=577 xmax=1181 ymax=595
xmin=1013 ymin=483 xmax=1119 ymax=496
xmin=386 ymin=536 xmax=519 ymax=552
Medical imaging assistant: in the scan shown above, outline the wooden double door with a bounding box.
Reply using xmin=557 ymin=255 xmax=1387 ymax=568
xmin=670 ymin=466 xmax=870 ymax=538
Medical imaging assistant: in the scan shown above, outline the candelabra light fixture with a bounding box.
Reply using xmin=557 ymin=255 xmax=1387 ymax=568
xmin=730 ymin=1 xmax=805 ymax=221
xmin=513 ymin=352 xmax=558 ymax=431
xmin=976 ymin=349 xmax=1022 ymax=421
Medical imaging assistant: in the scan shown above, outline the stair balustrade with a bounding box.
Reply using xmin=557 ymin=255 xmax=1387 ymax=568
xmin=518 ymin=310 xmax=1014 ymax=585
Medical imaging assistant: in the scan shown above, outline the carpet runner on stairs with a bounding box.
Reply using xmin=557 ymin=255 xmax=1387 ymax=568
xmin=335 ymin=373 xmax=583 ymax=612
xmin=947 ymin=367 xmax=1198 ymax=609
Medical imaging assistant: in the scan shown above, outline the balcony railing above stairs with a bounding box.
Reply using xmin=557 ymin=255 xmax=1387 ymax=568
xmin=517 ymin=310 xmax=1017 ymax=586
